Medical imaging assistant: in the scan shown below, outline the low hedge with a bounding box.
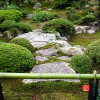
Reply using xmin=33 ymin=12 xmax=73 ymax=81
xmin=9 ymin=38 xmax=35 ymax=53
xmin=70 ymin=54 xmax=93 ymax=73
xmin=0 ymin=43 xmax=35 ymax=72
xmin=42 ymin=18 xmax=75 ymax=37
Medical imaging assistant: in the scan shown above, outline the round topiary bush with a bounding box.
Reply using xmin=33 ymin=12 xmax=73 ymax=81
xmin=9 ymin=38 xmax=35 ymax=53
xmin=85 ymin=39 xmax=100 ymax=70
xmin=42 ymin=18 xmax=75 ymax=37
xmin=70 ymin=54 xmax=93 ymax=73
xmin=0 ymin=43 xmax=35 ymax=72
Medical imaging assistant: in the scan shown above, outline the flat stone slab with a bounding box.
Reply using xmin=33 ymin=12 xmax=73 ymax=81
xmin=31 ymin=42 xmax=47 ymax=48
xmin=49 ymin=40 xmax=72 ymax=47
xmin=16 ymin=32 xmax=56 ymax=42
xmin=36 ymin=48 xmax=58 ymax=56
xmin=57 ymin=56 xmax=71 ymax=61
xmin=23 ymin=62 xmax=80 ymax=83
xmin=35 ymin=56 xmax=49 ymax=62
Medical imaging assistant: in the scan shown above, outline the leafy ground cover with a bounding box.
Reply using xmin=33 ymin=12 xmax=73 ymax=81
xmin=0 ymin=1 xmax=100 ymax=100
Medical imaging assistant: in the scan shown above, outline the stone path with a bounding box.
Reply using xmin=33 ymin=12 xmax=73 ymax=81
xmin=15 ymin=29 xmax=84 ymax=83
xmin=23 ymin=62 xmax=80 ymax=83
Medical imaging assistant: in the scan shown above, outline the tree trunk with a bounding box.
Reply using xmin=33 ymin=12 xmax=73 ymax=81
xmin=19 ymin=0 xmax=22 ymax=5
xmin=34 ymin=0 xmax=37 ymax=4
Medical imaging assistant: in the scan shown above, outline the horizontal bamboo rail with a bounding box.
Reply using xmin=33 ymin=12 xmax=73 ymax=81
xmin=0 ymin=71 xmax=99 ymax=81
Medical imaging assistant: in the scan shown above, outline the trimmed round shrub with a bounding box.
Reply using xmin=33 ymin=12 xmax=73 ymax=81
xmin=70 ymin=54 xmax=93 ymax=73
xmin=85 ymin=39 xmax=100 ymax=69
xmin=1 ymin=20 xmax=16 ymax=30
xmin=0 ymin=10 xmax=22 ymax=22
xmin=9 ymin=38 xmax=35 ymax=53
xmin=16 ymin=22 xmax=32 ymax=33
xmin=1 ymin=20 xmax=32 ymax=33
xmin=42 ymin=18 xmax=75 ymax=37
xmin=0 ymin=43 xmax=35 ymax=72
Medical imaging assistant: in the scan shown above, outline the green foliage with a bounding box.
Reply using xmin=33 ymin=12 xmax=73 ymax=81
xmin=1 ymin=4 xmax=21 ymax=10
xmin=71 ymin=13 xmax=82 ymax=22
xmin=42 ymin=18 xmax=75 ymax=37
xmin=85 ymin=39 xmax=100 ymax=70
xmin=0 ymin=15 xmax=4 ymax=23
xmin=70 ymin=54 xmax=93 ymax=73
xmin=9 ymin=28 xmax=18 ymax=37
xmin=75 ymin=14 xmax=96 ymax=25
xmin=0 ymin=43 xmax=35 ymax=72
xmin=16 ymin=21 xmax=32 ymax=33
xmin=31 ymin=10 xmax=59 ymax=22
xmin=96 ymin=88 xmax=100 ymax=100
xmin=1 ymin=20 xmax=32 ymax=33
xmin=9 ymin=38 xmax=35 ymax=53
xmin=21 ymin=10 xmax=28 ymax=17
xmin=1 ymin=4 xmax=28 ymax=18
xmin=53 ymin=0 xmax=88 ymax=9
xmin=0 ymin=24 xmax=5 ymax=31
xmin=0 ymin=10 xmax=22 ymax=22
xmin=2 ymin=20 xmax=16 ymax=30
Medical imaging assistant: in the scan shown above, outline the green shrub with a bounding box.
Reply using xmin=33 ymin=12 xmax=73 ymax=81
xmin=53 ymin=0 xmax=78 ymax=9
xmin=76 ymin=14 xmax=96 ymax=25
xmin=0 ymin=10 xmax=22 ymax=22
xmin=42 ymin=18 xmax=75 ymax=37
xmin=0 ymin=15 xmax=4 ymax=23
xmin=21 ymin=10 xmax=28 ymax=17
xmin=0 ymin=24 xmax=5 ymax=31
xmin=1 ymin=20 xmax=16 ymax=30
xmin=9 ymin=28 xmax=18 ymax=37
xmin=71 ymin=13 xmax=82 ymax=22
xmin=0 ymin=43 xmax=35 ymax=72
xmin=70 ymin=54 xmax=93 ymax=73
xmin=1 ymin=4 xmax=28 ymax=18
xmin=85 ymin=39 xmax=100 ymax=70
xmin=16 ymin=22 xmax=32 ymax=33
xmin=32 ymin=10 xmax=59 ymax=22
xmin=1 ymin=20 xmax=32 ymax=33
xmin=9 ymin=38 xmax=35 ymax=53
xmin=1 ymin=4 xmax=21 ymax=10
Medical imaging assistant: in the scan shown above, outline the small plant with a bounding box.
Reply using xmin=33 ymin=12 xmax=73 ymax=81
xmin=70 ymin=54 xmax=93 ymax=73
xmin=9 ymin=38 xmax=35 ymax=53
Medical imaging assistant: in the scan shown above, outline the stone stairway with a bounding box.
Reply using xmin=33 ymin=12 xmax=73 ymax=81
xmin=15 ymin=29 xmax=84 ymax=83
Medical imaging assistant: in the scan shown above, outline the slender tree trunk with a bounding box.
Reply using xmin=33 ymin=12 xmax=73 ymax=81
xmin=19 ymin=0 xmax=22 ymax=5
xmin=34 ymin=0 xmax=37 ymax=4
